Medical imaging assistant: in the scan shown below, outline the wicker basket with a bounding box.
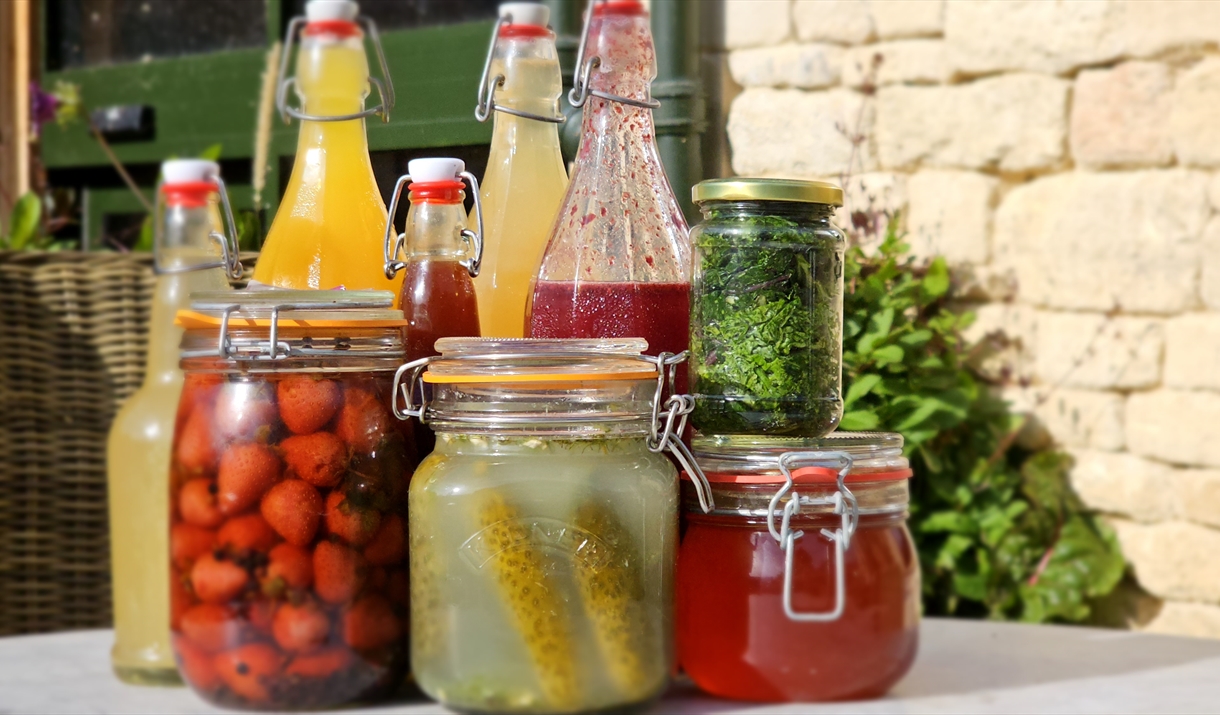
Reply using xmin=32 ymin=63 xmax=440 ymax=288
xmin=0 ymin=252 xmax=259 ymax=635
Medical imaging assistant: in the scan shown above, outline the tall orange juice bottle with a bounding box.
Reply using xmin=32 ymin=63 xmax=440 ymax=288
xmin=253 ymin=0 xmax=402 ymax=298
xmin=471 ymin=3 xmax=568 ymax=337
xmin=107 ymin=160 xmax=238 ymax=685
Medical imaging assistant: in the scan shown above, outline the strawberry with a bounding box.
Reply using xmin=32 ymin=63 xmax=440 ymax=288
xmin=284 ymin=647 xmax=352 ymax=679
xmin=260 ymin=480 xmax=322 ymax=547
xmin=217 ymin=443 xmax=281 ymax=516
xmin=214 ymin=381 xmax=279 ymax=444
xmin=333 ymin=387 xmax=391 ymax=454
xmin=272 ymin=601 xmax=331 ymax=653
xmin=176 ymin=405 xmax=220 ymax=475
xmin=215 ymin=643 xmax=284 ymax=703
xmin=177 ymin=374 xmax=222 ymax=431
xmin=342 ymin=595 xmax=401 ymax=651
xmin=281 ymin=432 xmax=348 ymax=488
xmin=179 ymin=479 xmax=224 ymax=528
xmin=174 ymin=635 xmax=221 ymax=691
xmin=324 ymin=491 xmax=381 ymax=547
xmin=313 ymin=541 xmax=365 ymax=605
xmin=191 ymin=553 xmax=249 ymax=604
xmin=246 ymin=599 xmax=275 ymax=638
xmin=179 ymin=603 xmax=242 ymax=653
xmin=264 ymin=543 xmax=313 ymax=591
xmin=277 ymin=376 xmax=343 ymax=435
xmin=170 ymin=571 xmax=194 ymax=631
xmin=172 ymin=523 xmax=217 ymax=568
xmin=217 ymin=514 xmax=279 ymax=553
xmin=362 ymin=514 xmax=405 ymax=566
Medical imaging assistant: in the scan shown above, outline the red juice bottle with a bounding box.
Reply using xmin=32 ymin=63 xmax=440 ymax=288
xmin=384 ymin=158 xmax=483 ymax=455
xmin=526 ymin=0 xmax=691 ymax=386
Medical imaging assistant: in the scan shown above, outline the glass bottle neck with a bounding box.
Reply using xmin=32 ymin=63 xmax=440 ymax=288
xmin=293 ymin=34 xmax=374 ymax=153
xmin=404 ymin=198 xmax=471 ymax=260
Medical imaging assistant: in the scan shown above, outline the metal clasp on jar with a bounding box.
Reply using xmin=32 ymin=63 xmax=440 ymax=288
xmin=153 ymin=171 xmax=243 ymax=280
xmin=568 ymin=0 xmax=661 ymax=110
xmin=381 ymin=171 xmax=485 ymax=280
xmin=647 ymin=352 xmax=715 ymax=514
xmin=275 ymin=14 xmax=395 ymax=124
xmin=391 ymin=356 xmax=433 ymax=422
xmin=769 ymin=451 xmax=858 ymax=622
xmin=474 ymin=13 xmax=565 ymax=124
xmin=185 ymin=297 xmax=392 ymax=361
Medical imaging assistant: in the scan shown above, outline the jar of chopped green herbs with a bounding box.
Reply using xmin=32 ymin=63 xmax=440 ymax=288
xmin=689 ymin=178 xmax=845 ymax=437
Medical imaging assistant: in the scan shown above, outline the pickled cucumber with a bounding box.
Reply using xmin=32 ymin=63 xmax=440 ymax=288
xmin=408 ymin=464 xmax=445 ymax=668
xmin=478 ymin=491 xmax=580 ymax=710
xmin=572 ymin=501 xmax=663 ymax=701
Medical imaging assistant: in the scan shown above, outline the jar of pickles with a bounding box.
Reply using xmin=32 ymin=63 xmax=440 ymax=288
xmin=678 ymin=433 xmax=919 ymax=702
xmin=168 ymin=290 xmax=414 ymax=710
xmin=396 ymin=338 xmax=705 ymax=714
xmin=688 ymin=178 xmax=846 ymax=437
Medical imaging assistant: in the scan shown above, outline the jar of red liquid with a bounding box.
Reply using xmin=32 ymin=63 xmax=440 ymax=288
xmin=527 ymin=0 xmax=691 ymax=388
xmin=169 ymin=290 xmax=414 ymax=710
xmin=677 ymin=433 xmax=919 ymax=702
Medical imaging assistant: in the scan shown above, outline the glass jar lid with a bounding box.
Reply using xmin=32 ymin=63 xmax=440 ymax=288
xmin=692 ymin=432 xmax=909 ymax=481
xmin=177 ymin=289 xmax=407 ymax=365
xmin=424 ymin=337 xmax=658 ymax=383
xmin=692 ymin=178 xmax=844 ymax=206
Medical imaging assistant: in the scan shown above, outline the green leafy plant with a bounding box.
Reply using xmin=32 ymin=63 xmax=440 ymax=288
xmin=1 ymin=192 xmax=71 ymax=252
xmin=841 ymin=219 xmax=1125 ymax=622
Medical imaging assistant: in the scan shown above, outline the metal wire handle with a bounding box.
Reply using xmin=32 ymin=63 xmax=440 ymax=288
xmin=644 ymin=351 xmax=714 ymax=513
xmin=392 ymin=357 xmax=434 ymax=422
xmin=382 ymin=172 xmax=485 ymax=280
xmin=153 ymin=175 xmax=243 ymax=280
xmin=276 ymin=15 xmax=396 ymax=124
xmin=475 ymin=15 xmax=565 ymax=124
xmin=768 ymin=451 xmax=857 ymax=623
xmin=568 ymin=0 xmax=661 ymax=110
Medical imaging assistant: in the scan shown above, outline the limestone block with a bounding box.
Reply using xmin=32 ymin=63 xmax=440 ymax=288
xmin=870 ymin=0 xmax=943 ymax=40
xmin=842 ymin=40 xmax=948 ymax=88
xmin=1034 ymin=312 xmax=1163 ymax=390
xmin=1071 ymin=62 xmax=1173 ymax=170
xmin=1112 ymin=519 xmax=1220 ymax=603
xmin=875 ymin=74 xmax=1069 ymax=172
xmin=1127 ymin=390 xmax=1220 ymax=469
xmin=728 ymin=87 xmax=873 ymax=178
xmin=993 ymin=171 xmax=1209 ymax=314
xmin=837 ymin=172 xmax=908 ymax=233
xmin=793 ymin=0 xmax=874 ymax=45
xmin=1070 ymin=449 xmax=1175 ymax=522
xmin=1171 ymin=58 xmax=1220 ymax=169
xmin=1036 ymin=390 xmax=1126 ymax=452
xmin=1115 ymin=1 xmax=1220 ymax=60
xmin=726 ymin=0 xmax=792 ymax=50
xmin=963 ymin=302 xmax=1037 ymax=383
xmin=944 ymin=0 xmax=1123 ymax=77
xmin=1164 ymin=314 xmax=1220 ymax=391
xmin=905 ymin=170 xmax=996 ymax=264
xmin=1143 ymin=601 xmax=1220 ymax=640
xmin=728 ymin=44 xmax=843 ymax=89
xmin=1203 ymin=218 xmax=1220 ymax=311
xmin=1177 ymin=469 xmax=1220 ymax=530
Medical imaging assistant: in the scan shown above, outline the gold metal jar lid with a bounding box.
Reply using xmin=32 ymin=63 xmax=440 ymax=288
xmin=692 ymin=178 xmax=844 ymax=206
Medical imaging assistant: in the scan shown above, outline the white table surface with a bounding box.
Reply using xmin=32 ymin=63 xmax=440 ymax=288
xmin=3 ymin=618 xmax=1220 ymax=714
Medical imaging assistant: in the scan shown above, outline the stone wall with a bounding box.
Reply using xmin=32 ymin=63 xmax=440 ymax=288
xmin=722 ymin=0 xmax=1220 ymax=638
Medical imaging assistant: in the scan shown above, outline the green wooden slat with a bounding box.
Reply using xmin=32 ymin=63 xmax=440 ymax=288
xmin=43 ymin=19 xmax=495 ymax=169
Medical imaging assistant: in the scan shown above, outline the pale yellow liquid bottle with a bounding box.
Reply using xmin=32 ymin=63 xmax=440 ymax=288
xmin=107 ymin=161 xmax=232 ymax=685
xmin=473 ymin=3 xmax=568 ymax=337
xmin=253 ymin=2 xmax=403 ymax=298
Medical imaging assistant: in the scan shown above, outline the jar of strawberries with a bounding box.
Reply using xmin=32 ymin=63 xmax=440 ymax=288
xmin=168 ymin=290 xmax=415 ymax=709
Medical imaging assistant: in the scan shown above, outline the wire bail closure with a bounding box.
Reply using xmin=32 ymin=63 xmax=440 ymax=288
xmin=646 ymin=352 xmax=714 ymax=514
xmin=382 ymin=171 xmax=485 ymax=280
xmin=766 ymin=451 xmax=857 ymax=623
xmin=568 ymin=0 xmax=661 ymax=110
xmin=153 ymin=174 xmax=243 ymax=280
xmin=391 ymin=357 xmax=433 ymax=422
xmin=276 ymin=14 xmax=396 ymax=124
xmin=182 ymin=297 xmax=391 ymax=362
xmin=475 ymin=15 xmax=565 ymax=124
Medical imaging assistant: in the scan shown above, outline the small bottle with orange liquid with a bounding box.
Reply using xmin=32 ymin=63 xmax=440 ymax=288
xmin=384 ymin=158 xmax=483 ymax=457
xmin=253 ymin=0 xmax=401 ymax=298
